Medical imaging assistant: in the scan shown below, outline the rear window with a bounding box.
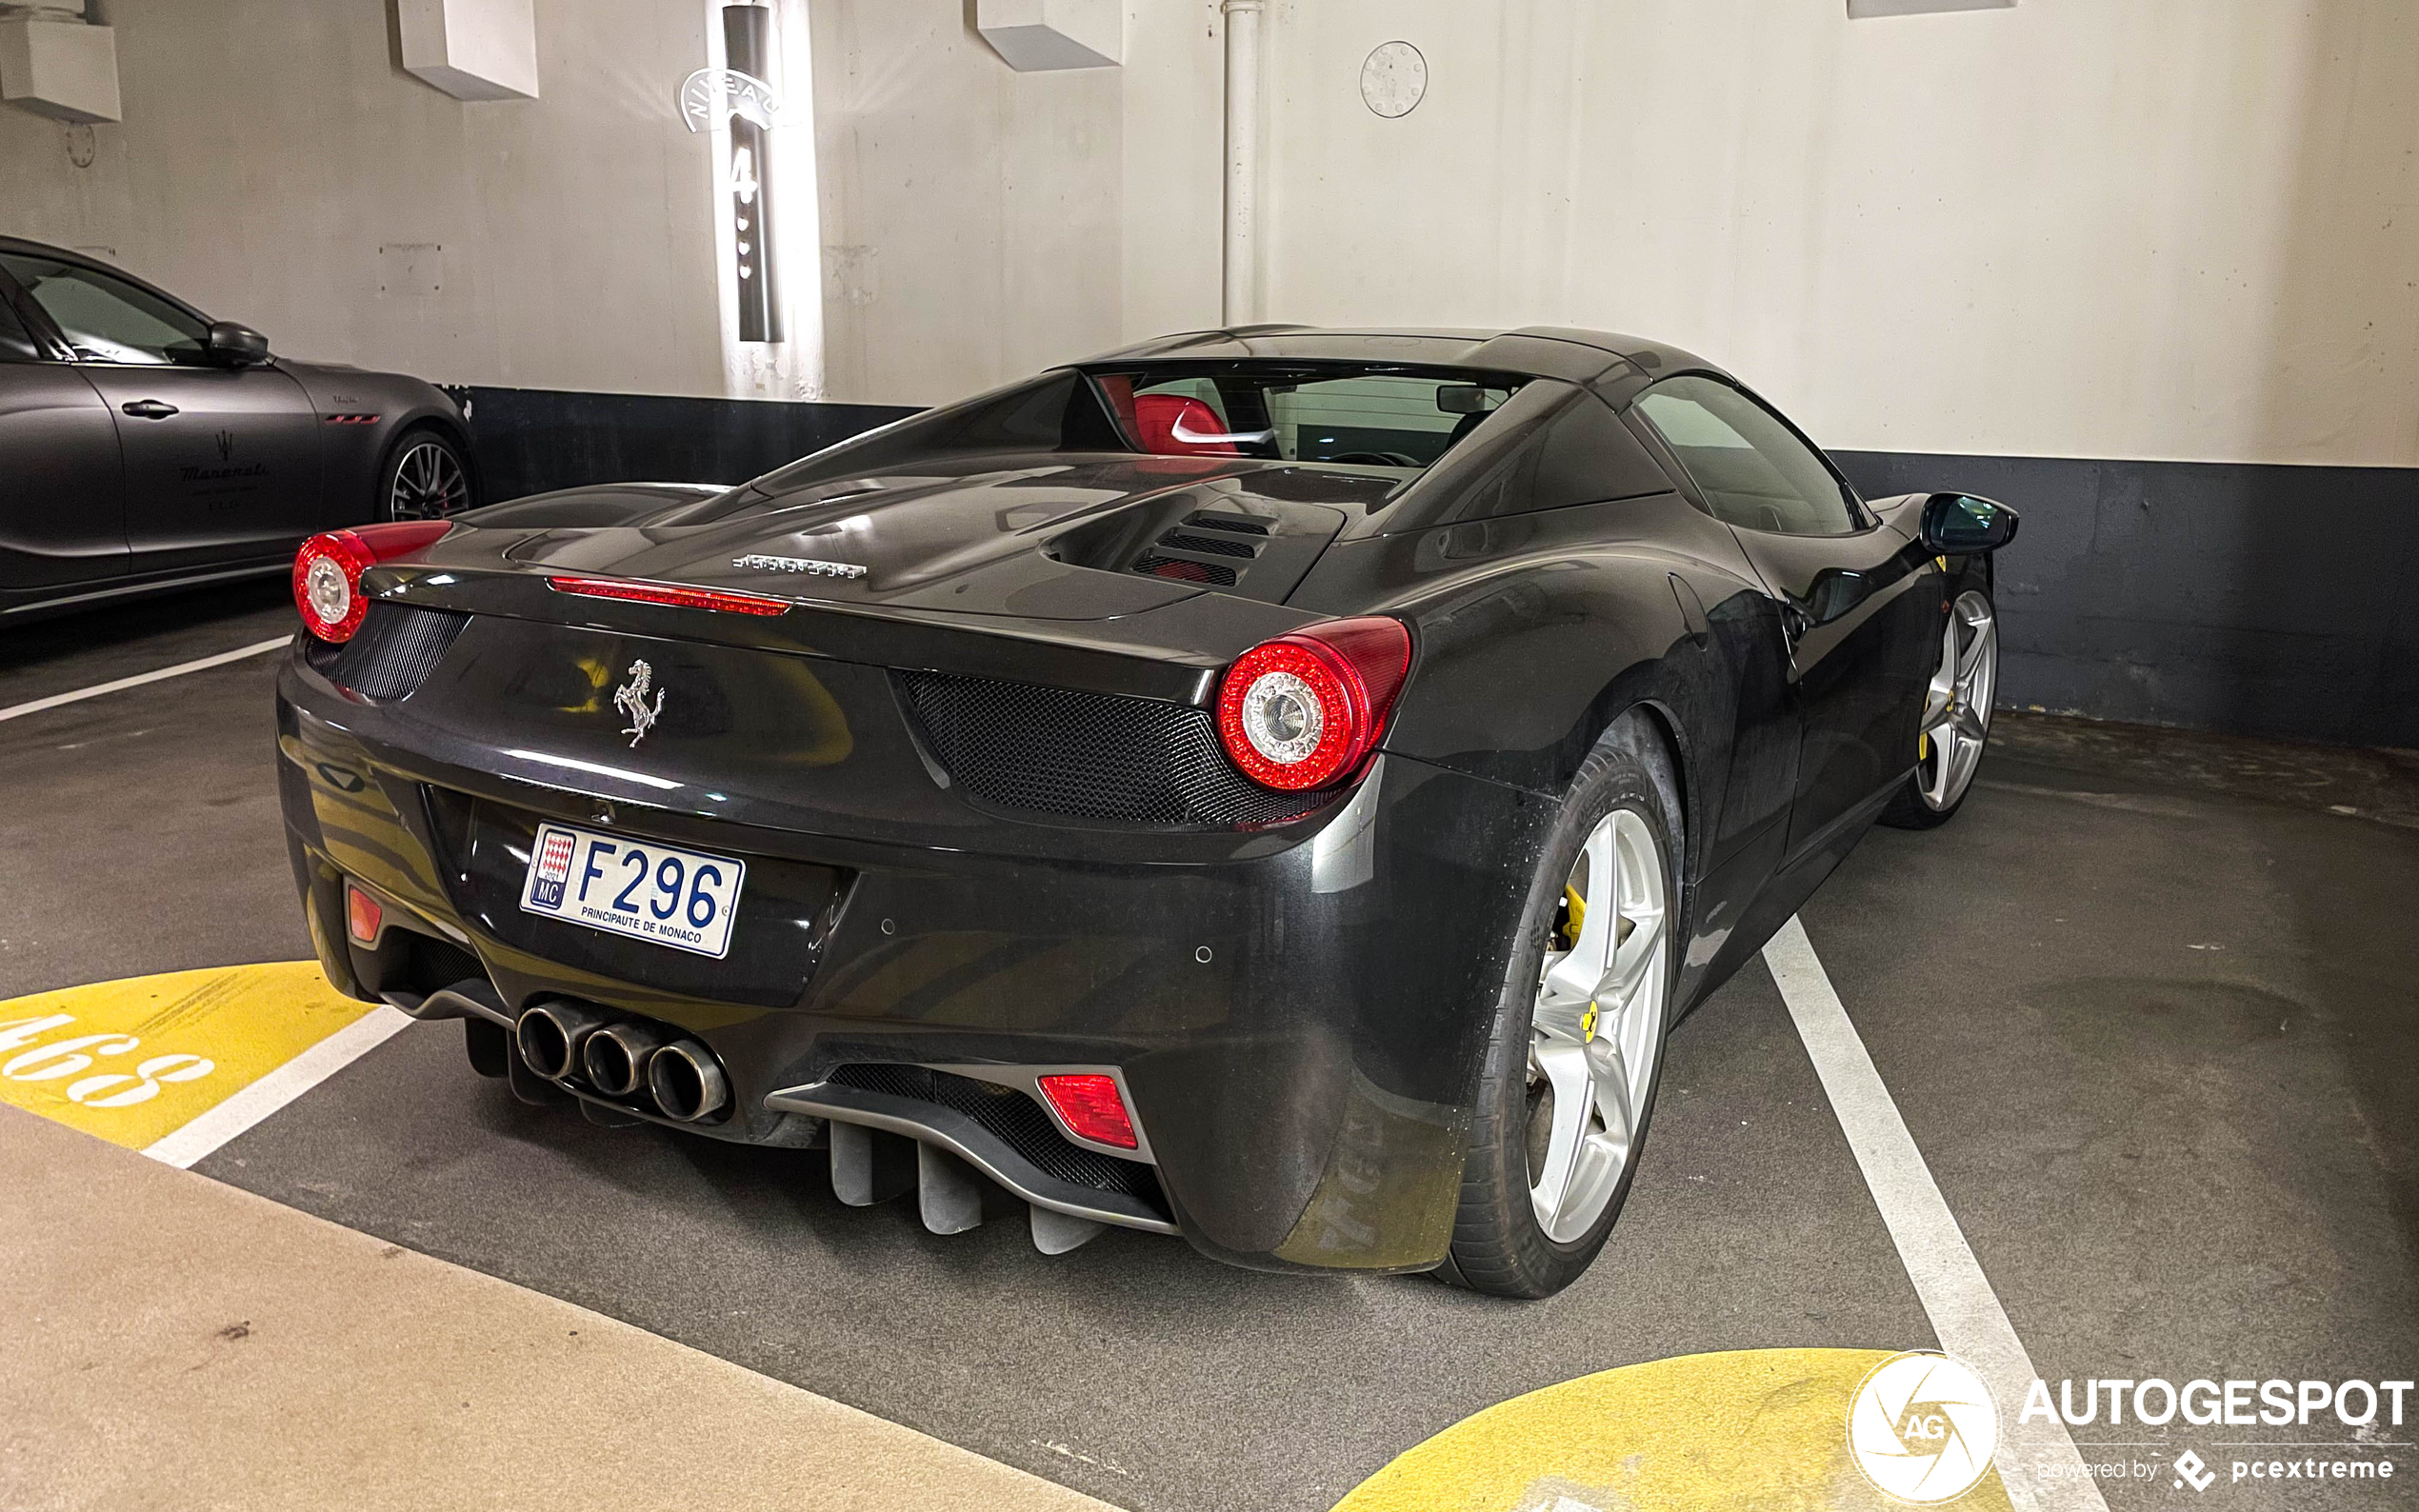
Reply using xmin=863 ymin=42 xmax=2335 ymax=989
xmin=1090 ymin=365 xmax=1525 ymax=471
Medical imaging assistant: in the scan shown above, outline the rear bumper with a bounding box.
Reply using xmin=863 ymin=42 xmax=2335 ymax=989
xmin=275 ymin=649 xmax=1548 ymax=1273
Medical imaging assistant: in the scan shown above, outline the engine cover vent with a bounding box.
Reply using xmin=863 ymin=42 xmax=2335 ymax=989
xmin=1132 ymin=509 xmax=1271 ymax=585
xmin=1042 ymin=481 xmax=1352 ymax=605
xmin=1184 ymin=511 xmax=1270 ymax=537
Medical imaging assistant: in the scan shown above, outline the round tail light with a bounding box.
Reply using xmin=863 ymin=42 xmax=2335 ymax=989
xmin=292 ymin=520 xmax=451 ymax=642
xmin=1215 ymin=616 xmax=1411 ymax=790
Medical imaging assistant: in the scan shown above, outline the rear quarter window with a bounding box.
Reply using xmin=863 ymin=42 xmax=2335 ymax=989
xmin=0 ymin=295 xmax=38 ymax=362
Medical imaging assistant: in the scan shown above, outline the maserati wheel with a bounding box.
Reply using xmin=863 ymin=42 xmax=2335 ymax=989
xmin=1882 ymin=587 xmax=1998 ymax=829
xmin=1438 ymin=713 xmax=1678 ymax=1298
xmin=380 ymin=429 xmax=474 ymax=521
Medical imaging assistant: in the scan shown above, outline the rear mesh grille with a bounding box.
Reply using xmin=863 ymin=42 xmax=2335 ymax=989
xmin=827 ymin=1064 xmax=1164 ymax=1205
xmin=893 ymin=669 xmax=1321 ymax=827
xmin=302 ymin=605 xmax=467 ymax=701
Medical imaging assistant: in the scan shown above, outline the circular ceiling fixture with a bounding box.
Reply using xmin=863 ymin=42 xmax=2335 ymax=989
xmin=1359 ymin=41 xmax=1427 ymax=119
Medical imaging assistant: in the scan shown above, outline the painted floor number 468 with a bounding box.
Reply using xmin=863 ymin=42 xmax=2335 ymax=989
xmin=0 ymin=1015 xmax=215 ymax=1108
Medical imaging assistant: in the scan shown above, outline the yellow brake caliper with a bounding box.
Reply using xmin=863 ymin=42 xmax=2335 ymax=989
xmin=1562 ymin=886 xmax=1597 ymax=1042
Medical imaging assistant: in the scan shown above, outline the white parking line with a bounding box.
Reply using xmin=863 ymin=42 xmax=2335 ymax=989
xmin=0 ymin=636 xmax=290 ymax=725
xmin=1764 ymin=915 xmax=2108 ymax=1512
xmin=142 ymin=1006 xmax=415 ymax=1169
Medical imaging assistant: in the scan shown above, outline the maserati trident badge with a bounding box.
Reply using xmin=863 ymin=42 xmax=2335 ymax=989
xmin=612 ymin=660 xmax=665 ymax=747
xmin=733 ymin=553 xmax=868 ymax=580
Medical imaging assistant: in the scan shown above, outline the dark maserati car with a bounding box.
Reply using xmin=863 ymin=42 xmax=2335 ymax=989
xmin=1 ymin=235 xmax=475 ymax=623
xmin=275 ymin=326 xmax=2013 ymax=1297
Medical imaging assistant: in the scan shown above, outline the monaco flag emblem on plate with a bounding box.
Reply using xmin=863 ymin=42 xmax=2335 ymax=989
xmin=518 ymin=823 xmax=747 ymax=959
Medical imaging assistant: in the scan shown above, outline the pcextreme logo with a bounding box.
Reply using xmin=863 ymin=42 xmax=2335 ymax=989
xmin=1849 ymin=1351 xmax=2001 ymax=1503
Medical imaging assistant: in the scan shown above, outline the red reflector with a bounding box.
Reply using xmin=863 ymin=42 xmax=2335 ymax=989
xmin=346 ymin=885 xmax=382 ymax=944
xmin=546 ymin=576 xmax=791 ymax=616
xmin=1037 ymin=1073 xmax=1139 ymax=1150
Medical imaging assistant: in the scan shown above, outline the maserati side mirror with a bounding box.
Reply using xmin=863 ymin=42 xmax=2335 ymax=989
xmin=1919 ymin=492 xmax=2019 ymax=555
xmin=204 ymin=321 xmax=271 ymax=368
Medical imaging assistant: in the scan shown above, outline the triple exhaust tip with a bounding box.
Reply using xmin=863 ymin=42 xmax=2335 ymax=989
xmin=514 ymin=1003 xmax=728 ymax=1123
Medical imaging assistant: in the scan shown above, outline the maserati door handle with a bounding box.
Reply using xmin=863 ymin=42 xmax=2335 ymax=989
xmin=121 ymin=399 xmax=180 ymax=420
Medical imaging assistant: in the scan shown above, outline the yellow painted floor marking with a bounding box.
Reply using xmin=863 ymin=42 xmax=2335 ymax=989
xmin=0 ymin=962 xmax=375 ymax=1151
xmin=1332 ymin=1347 xmax=2015 ymax=1512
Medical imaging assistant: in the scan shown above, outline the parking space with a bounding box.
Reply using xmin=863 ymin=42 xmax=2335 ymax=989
xmin=1802 ymin=733 xmax=2419 ymax=1510
xmin=4 ymin=594 xmax=2414 ymax=1511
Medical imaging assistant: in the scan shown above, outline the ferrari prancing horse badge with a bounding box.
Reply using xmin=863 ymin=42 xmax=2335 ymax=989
xmin=612 ymin=660 xmax=665 ymax=746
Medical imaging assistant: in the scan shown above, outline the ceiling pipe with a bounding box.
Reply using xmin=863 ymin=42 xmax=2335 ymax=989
xmin=1220 ymin=0 xmax=1262 ymax=326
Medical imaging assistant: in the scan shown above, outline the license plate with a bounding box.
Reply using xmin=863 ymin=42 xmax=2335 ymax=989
xmin=518 ymin=823 xmax=747 ymax=959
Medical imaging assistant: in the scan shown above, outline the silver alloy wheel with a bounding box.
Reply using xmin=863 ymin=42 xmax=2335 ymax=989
xmin=388 ymin=438 xmax=470 ymax=520
xmin=1526 ymin=806 xmax=1669 ymax=1243
xmin=1917 ymin=588 xmax=1998 ymax=810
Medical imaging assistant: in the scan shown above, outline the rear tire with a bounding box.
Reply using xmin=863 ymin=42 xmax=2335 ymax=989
xmin=1436 ymin=712 xmax=1681 ymax=1299
xmin=378 ymin=427 xmax=475 ymax=521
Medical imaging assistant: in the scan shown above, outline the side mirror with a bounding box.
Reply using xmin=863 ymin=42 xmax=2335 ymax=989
xmin=204 ymin=321 xmax=271 ymax=368
xmin=1919 ymin=492 xmax=2018 ymax=555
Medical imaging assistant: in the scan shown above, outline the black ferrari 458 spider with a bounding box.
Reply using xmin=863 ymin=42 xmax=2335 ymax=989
xmin=275 ymin=325 xmax=2014 ymax=1297
xmin=1 ymin=235 xmax=474 ymax=623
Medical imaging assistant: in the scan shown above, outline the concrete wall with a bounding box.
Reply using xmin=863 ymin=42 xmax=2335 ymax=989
xmin=1252 ymin=0 xmax=2419 ymax=468
xmin=803 ymin=0 xmax=1229 ymax=407
xmin=810 ymin=0 xmax=2419 ymax=468
xmin=0 ymin=0 xmax=728 ymax=396
xmin=807 ymin=0 xmax=1129 ymax=406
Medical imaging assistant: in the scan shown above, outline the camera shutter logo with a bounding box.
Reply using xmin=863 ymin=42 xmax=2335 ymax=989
xmin=1848 ymin=1350 xmax=2001 ymax=1503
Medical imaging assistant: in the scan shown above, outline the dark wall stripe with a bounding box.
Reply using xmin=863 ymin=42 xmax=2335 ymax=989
xmin=456 ymin=387 xmax=2417 ymax=748
xmin=459 ymin=386 xmax=916 ymax=504
xmin=1832 ymin=450 xmax=2419 ymax=750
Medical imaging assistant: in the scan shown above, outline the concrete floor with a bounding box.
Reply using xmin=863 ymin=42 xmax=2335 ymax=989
xmin=4 ymin=580 xmax=2414 ymax=1510
xmin=0 ymin=1104 xmax=1113 ymax=1512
